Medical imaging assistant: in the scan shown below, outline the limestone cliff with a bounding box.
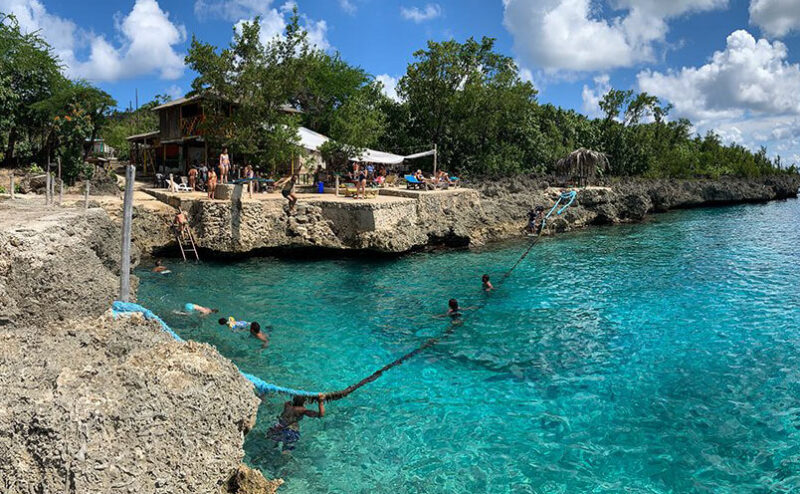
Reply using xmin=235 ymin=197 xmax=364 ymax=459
xmin=0 ymin=200 xmax=268 ymax=494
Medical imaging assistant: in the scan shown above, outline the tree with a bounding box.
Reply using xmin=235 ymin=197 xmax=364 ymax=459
xmin=0 ymin=13 xmax=62 ymax=167
xmin=396 ymin=36 xmax=538 ymax=176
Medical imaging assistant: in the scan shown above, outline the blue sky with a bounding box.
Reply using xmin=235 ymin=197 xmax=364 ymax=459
xmin=4 ymin=0 xmax=800 ymax=162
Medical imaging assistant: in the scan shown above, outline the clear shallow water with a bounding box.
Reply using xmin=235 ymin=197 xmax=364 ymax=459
xmin=137 ymin=199 xmax=800 ymax=493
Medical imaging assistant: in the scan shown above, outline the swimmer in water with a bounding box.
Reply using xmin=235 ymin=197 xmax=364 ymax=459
xmin=250 ymin=321 xmax=269 ymax=348
xmin=152 ymin=259 xmax=170 ymax=273
xmin=266 ymin=394 xmax=325 ymax=453
xmin=435 ymin=298 xmax=476 ymax=324
xmin=482 ymin=274 xmax=494 ymax=292
xmin=184 ymin=303 xmax=218 ymax=315
xmin=219 ymin=317 xmax=270 ymax=347
xmin=219 ymin=316 xmax=251 ymax=332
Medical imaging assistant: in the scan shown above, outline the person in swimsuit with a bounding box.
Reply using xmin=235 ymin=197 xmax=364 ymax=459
xmin=188 ymin=166 xmax=198 ymax=190
xmin=482 ymin=274 xmax=494 ymax=292
xmin=435 ymin=298 xmax=476 ymax=324
xmin=219 ymin=316 xmax=252 ymax=332
xmin=173 ymin=209 xmax=189 ymax=236
xmin=267 ymin=394 xmax=325 ymax=452
xmin=207 ymin=169 xmax=217 ymax=199
xmin=275 ymin=174 xmax=298 ymax=211
xmin=250 ymin=322 xmax=269 ymax=348
xmin=219 ymin=148 xmax=230 ymax=184
xmin=528 ymin=205 xmax=545 ymax=234
xmin=357 ymin=167 xmax=367 ymax=199
xmin=152 ymin=259 xmax=169 ymax=273
xmin=244 ymin=164 xmax=254 ymax=199
xmin=184 ymin=303 xmax=218 ymax=315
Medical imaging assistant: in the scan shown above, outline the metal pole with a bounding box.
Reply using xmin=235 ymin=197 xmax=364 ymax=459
xmin=84 ymin=180 xmax=90 ymax=211
xmin=433 ymin=144 xmax=438 ymax=176
xmin=335 ymin=175 xmax=340 ymax=196
xmin=9 ymin=175 xmax=14 ymax=199
xmin=119 ymin=164 xmax=136 ymax=302
xmin=46 ymin=163 xmax=51 ymax=205
xmin=57 ymin=157 xmax=63 ymax=205
xmin=169 ymin=173 xmax=174 ymax=192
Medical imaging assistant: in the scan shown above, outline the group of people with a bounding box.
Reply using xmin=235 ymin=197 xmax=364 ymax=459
xmin=151 ymin=255 xmax=503 ymax=453
xmin=347 ymin=162 xmax=385 ymax=199
xmin=412 ymin=169 xmax=456 ymax=189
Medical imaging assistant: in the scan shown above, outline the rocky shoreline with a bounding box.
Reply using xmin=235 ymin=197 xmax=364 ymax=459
xmin=0 ymin=202 xmax=279 ymax=493
xmin=133 ymin=174 xmax=800 ymax=257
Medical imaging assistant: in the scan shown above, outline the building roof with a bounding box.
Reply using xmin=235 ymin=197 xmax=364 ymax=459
xmin=151 ymin=94 xmax=302 ymax=114
xmin=126 ymin=130 xmax=160 ymax=141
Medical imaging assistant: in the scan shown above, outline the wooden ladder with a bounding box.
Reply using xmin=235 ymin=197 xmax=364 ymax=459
xmin=176 ymin=227 xmax=200 ymax=261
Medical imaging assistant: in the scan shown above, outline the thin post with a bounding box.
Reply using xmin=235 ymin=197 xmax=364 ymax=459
xmin=46 ymin=163 xmax=51 ymax=205
xmin=433 ymin=144 xmax=438 ymax=176
xmin=169 ymin=173 xmax=174 ymax=192
xmin=57 ymin=157 xmax=63 ymax=205
xmin=84 ymin=180 xmax=90 ymax=210
xmin=335 ymin=175 xmax=340 ymax=196
xmin=9 ymin=175 xmax=14 ymax=199
xmin=119 ymin=164 xmax=136 ymax=302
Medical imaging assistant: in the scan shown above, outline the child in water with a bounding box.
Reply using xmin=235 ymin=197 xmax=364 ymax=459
xmin=436 ymin=299 xmax=476 ymax=324
xmin=219 ymin=318 xmax=270 ymax=348
xmin=482 ymin=274 xmax=494 ymax=292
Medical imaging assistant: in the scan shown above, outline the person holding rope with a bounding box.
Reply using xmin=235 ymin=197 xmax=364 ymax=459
xmin=267 ymin=394 xmax=325 ymax=452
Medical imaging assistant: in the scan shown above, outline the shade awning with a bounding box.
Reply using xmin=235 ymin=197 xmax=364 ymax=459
xmin=296 ymin=127 xmax=428 ymax=165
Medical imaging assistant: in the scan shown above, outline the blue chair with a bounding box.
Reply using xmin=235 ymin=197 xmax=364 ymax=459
xmin=404 ymin=175 xmax=426 ymax=190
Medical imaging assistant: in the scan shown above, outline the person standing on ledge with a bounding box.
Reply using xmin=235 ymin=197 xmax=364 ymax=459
xmin=275 ymin=174 xmax=298 ymax=212
xmin=207 ymin=168 xmax=217 ymax=200
xmin=219 ymin=147 xmax=230 ymax=184
xmin=267 ymin=394 xmax=325 ymax=453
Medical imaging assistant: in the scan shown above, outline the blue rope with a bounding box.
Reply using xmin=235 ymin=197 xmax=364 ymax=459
xmin=111 ymin=301 xmax=319 ymax=398
xmin=541 ymin=191 xmax=577 ymax=230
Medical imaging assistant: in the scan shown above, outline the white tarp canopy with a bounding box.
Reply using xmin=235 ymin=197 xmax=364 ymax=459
xmin=296 ymin=126 xmax=431 ymax=166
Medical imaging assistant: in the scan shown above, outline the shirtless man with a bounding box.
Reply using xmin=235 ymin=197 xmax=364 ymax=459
xmin=152 ymin=259 xmax=169 ymax=273
xmin=267 ymin=394 xmax=325 ymax=452
xmin=173 ymin=209 xmax=188 ymax=236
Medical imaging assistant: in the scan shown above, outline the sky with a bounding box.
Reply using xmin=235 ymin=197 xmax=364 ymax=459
xmin=4 ymin=0 xmax=800 ymax=163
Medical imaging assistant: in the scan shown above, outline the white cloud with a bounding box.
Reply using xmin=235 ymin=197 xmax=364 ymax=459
xmin=749 ymin=0 xmax=800 ymax=37
xmin=0 ymin=0 xmax=186 ymax=82
xmin=581 ymin=74 xmax=611 ymax=118
xmin=339 ymin=0 xmax=356 ymax=14
xmin=164 ymin=85 xmax=184 ymax=101
xmin=400 ymin=3 xmax=442 ymax=23
xmin=503 ymin=0 xmax=727 ymax=73
xmin=638 ymin=29 xmax=800 ymax=163
xmin=375 ymin=74 xmax=400 ymax=101
xmin=203 ymin=0 xmax=331 ymax=50
xmin=637 ymin=30 xmax=800 ymax=121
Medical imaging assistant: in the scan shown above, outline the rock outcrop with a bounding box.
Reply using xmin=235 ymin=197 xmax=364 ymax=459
xmin=0 ymin=202 xmax=134 ymax=327
xmin=0 ymin=200 xmax=267 ymax=494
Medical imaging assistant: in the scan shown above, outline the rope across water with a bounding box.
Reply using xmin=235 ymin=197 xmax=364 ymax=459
xmin=114 ymin=190 xmax=577 ymax=402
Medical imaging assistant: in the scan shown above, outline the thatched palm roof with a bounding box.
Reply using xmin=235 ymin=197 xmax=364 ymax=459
xmin=556 ymin=148 xmax=610 ymax=182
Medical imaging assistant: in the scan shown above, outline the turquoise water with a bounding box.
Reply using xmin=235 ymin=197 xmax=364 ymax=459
xmin=137 ymin=199 xmax=800 ymax=493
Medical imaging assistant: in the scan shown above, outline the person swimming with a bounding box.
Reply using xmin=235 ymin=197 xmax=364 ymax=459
xmin=250 ymin=321 xmax=269 ymax=348
xmin=266 ymin=394 xmax=325 ymax=452
xmin=482 ymin=274 xmax=494 ymax=292
xmin=152 ymin=259 xmax=170 ymax=273
xmin=219 ymin=316 xmax=251 ymax=332
xmin=184 ymin=303 xmax=218 ymax=315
